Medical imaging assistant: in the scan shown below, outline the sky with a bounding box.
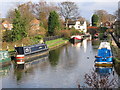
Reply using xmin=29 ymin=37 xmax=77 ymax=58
xmin=0 ymin=0 xmax=119 ymax=22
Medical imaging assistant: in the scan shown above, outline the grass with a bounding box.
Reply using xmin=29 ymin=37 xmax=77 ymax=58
xmin=45 ymin=38 xmax=68 ymax=49
xmin=111 ymin=45 xmax=120 ymax=64
xmin=46 ymin=38 xmax=64 ymax=45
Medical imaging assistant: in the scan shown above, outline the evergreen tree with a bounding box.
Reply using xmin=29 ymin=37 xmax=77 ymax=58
xmin=12 ymin=9 xmax=27 ymax=41
xmin=92 ymin=14 xmax=99 ymax=26
xmin=48 ymin=11 xmax=60 ymax=35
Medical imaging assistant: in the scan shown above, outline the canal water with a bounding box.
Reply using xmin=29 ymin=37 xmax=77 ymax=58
xmin=0 ymin=38 xmax=120 ymax=88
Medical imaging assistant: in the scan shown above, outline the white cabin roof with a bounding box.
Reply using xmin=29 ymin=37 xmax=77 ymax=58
xmin=98 ymin=42 xmax=111 ymax=50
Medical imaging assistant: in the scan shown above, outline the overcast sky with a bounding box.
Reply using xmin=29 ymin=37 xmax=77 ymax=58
xmin=0 ymin=0 xmax=119 ymax=21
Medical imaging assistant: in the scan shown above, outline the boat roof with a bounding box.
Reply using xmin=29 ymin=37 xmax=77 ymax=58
xmin=98 ymin=42 xmax=111 ymax=50
xmin=0 ymin=51 xmax=9 ymax=53
xmin=15 ymin=43 xmax=47 ymax=48
xmin=71 ymin=35 xmax=82 ymax=38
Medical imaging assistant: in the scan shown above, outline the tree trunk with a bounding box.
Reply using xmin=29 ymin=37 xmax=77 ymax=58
xmin=65 ymin=18 xmax=68 ymax=28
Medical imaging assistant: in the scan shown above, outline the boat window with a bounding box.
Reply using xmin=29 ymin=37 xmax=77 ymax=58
xmin=3 ymin=53 xmax=8 ymax=58
xmin=0 ymin=53 xmax=3 ymax=60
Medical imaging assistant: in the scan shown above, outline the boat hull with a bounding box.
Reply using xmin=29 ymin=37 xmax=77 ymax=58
xmin=95 ymin=62 xmax=113 ymax=67
xmin=15 ymin=43 xmax=49 ymax=65
xmin=16 ymin=50 xmax=49 ymax=65
xmin=70 ymin=37 xmax=83 ymax=43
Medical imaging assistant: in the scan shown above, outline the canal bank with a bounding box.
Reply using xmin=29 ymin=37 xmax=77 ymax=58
xmin=46 ymin=38 xmax=69 ymax=51
xmin=111 ymin=38 xmax=120 ymax=64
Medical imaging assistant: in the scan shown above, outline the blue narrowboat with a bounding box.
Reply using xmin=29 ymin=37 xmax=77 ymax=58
xmin=15 ymin=43 xmax=49 ymax=65
xmin=95 ymin=42 xmax=113 ymax=66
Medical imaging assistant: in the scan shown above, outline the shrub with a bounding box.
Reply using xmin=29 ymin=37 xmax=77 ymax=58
xmin=70 ymin=30 xmax=82 ymax=35
xmin=60 ymin=30 xmax=71 ymax=39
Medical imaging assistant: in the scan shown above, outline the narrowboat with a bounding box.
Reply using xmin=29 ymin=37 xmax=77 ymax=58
xmin=0 ymin=51 xmax=11 ymax=67
xmin=70 ymin=35 xmax=83 ymax=43
xmin=94 ymin=33 xmax=99 ymax=38
xmin=15 ymin=43 xmax=49 ymax=65
xmin=95 ymin=42 xmax=113 ymax=66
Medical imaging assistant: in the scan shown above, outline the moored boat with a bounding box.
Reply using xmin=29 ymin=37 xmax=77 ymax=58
xmin=0 ymin=51 xmax=11 ymax=67
xmin=15 ymin=43 xmax=49 ymax=65
xmin=70 ymin=35 xmax=83 ymax=43
xmin=94 ymin=33 xmax=99 ymax=38
xmin=95 ymin=42 xmax=113 ymax=66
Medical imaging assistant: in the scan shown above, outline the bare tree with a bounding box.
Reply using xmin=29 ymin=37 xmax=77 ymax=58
xmin=94 ymin=10 xmax=108 ymax=23
xmin=31 ymin=0 xmax=58 ymax=28
xmin=84 ymin=70 xmax=117 ymax=88
xmin=32 ymin=0 xmax=58 ymax=18
xmin=59 ymin=1 xmax=80 ymax=27
xmin=107 ymin=14 xmax=116 ymax=23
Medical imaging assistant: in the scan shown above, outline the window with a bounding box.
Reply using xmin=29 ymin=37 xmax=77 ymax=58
xmin=0 ymin=54 xmax=2 ymax=60
xmin=3 ymin=53 xmax=8 ymax=58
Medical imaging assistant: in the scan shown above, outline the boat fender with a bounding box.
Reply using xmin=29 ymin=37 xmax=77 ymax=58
xmin=16 ymin=55 xmax=25 ymax=64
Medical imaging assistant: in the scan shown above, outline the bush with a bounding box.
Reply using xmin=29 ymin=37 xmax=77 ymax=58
xmin=60 ymin=30 xmax=71 ymax=39
xmin=70 ymin=30 xmax=82 ymax=35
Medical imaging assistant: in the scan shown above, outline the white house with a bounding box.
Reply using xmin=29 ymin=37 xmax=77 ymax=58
xmin=68 ymin=20 xmax=87 ymax=33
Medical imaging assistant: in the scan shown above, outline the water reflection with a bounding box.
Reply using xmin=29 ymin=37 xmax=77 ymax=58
xmin=1 ymin=38 xmax=119 ymax=88
xmin=95 ymin=66 xmax=113 ymax=76
xmin=49 ymin=48 xmax=61 ymax=66
xmin=83 ymin=39 xmax=87 ymax=52
xmin=0 ymin=65 xmax=11 ymax=77
xmin=24 ymin=54 xmax=49 ymax=69
xmin=14 ymin=54 xmax=49 ymax=82
xmin=72 ymin=42 xmax=81 ymax=48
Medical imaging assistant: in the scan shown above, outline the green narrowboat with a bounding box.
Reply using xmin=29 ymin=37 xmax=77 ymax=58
xmin=0 ymin=51 xmax=11 ymax=67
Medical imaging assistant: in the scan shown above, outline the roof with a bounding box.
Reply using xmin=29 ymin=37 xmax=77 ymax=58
xmin=68 ymin=21 xmax=76 ymax=25
xmin=87 ymin=26 xmax=98 ymax=29
xmin=67 ymin=20 xmax=85 ymax=25
xmin=30 ymin=19 xmax=40 ymax=25
xmin=98 ymin=42 xmax=111 ymax=50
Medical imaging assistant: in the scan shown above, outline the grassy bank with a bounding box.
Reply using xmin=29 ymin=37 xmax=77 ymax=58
xmin=46 ymin=38 xmax=69 ymax=50
xmin=111 ymin=38 xmax=120 ymax=64
xmin=111 ymin=45 xmax=120 ymax=64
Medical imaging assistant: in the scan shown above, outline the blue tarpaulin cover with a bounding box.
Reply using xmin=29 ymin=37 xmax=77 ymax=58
xmin=96 ymin=48 xmax=112 ymax=62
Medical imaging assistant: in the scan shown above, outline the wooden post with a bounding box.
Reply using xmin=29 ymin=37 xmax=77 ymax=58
xmin=6 ymin=46 xmax=9 ymax=51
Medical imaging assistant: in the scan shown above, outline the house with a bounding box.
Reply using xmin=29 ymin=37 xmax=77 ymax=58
xmin=30 ymin=18 xmax=40 ymax=31
xmin=2 ymin=20 xmax=13 ymax=31
xmin=67 ymin=20 xmax=87 ymax=33
xmin=100 ymin=21 xmax=115 ymax=29
xmin=29 ymin=18 xmax=41 ymax=36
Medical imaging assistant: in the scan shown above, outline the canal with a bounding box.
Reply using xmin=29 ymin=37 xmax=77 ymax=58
xmin=0 ymin=38 xmax=120 ymax=88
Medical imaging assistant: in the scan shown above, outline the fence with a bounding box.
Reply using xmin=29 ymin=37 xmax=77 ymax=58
xmin=43 ymin=35 xmax=63 ymax=42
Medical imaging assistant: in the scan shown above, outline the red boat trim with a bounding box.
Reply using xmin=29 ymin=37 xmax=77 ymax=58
xmin=16 ymin=60 xmax=25 ymax=62
xmin=74 ymin=37 xmax=82 ymax=40
xmin=16 ymin=57 xmax=24 ymax=59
